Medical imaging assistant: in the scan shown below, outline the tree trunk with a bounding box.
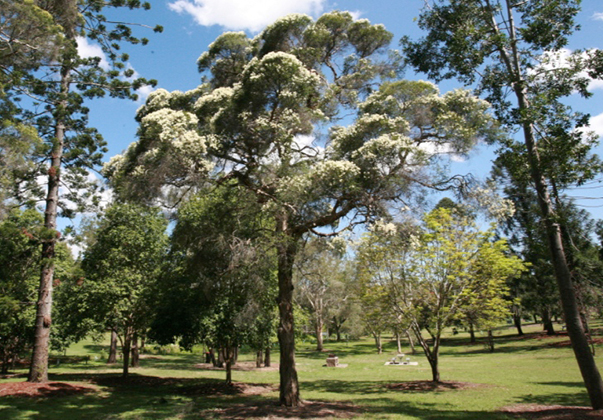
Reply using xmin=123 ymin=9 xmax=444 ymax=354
xmin=276 ymin=225 xmax=301 ymax=406
xmin=487 ymin=330 xmax=495 ymax=352
xmin=513 ymin=313 xmax=524 ymax=336
xmin=372 ymin=332 xmax=382 ymax=354
xmin=28 ymin=61 xmax=72 ymax=384
xmin=504 ymin=21 xmax=603 ymax=404
xmin=542 ymin=309 xmax=556 ymax=336
xmin=396 ymin=331 xmax=403 ymax=354
xmin=131 ymin=333 xmax=139 ymax=367
xmin=256 ymin=350 xmax=263 ymax=368
xmin=406 ymin=329 xmax=416 ymax=354
xmin=122 ymin=333 xmax=131 ymax=378
xmin=223 ymin=346 xmax=233 ymax=385
xmin=469 ymin=322 xmax=476 ymax=344
xmin=428 ymin=356 xmax=440 ymax=383
xmin=107 ymin=330 xmax=118 ymax=364
xmin=264 ymin=346 xmax=271 ymax=367
xmin=315 ymin=319 xmax=324 ymax=352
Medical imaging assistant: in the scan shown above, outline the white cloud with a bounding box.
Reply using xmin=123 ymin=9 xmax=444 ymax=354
xmin=593 ymin=12 xmax=603 ymax=21
xmin=76 ymin=37 xmax=110 ymax=70
xmin=168 ymin=0 xmax=325 ymax=32
xmin=589 ymin=112 xmax=603 ymax=137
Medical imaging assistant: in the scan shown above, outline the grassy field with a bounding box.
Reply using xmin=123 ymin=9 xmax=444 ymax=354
xmin=1 ymin=322 xmax=602 ymax=419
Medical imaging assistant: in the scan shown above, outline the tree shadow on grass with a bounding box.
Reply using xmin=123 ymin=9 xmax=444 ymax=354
xmin=512 ymin=382 xmax=590 ymax=407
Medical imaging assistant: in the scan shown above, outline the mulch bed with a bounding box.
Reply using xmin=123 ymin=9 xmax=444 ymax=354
xmin=501 ymin=404 xmax=603 ymax=419
xmin=0 ymin=381 xmax=98 ymax=398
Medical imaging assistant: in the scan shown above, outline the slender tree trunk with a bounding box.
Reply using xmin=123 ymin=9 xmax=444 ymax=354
xmin=131 ymin=333 xmax=139 ymax=367
xmin=315 ymin=319 xmax=324 ymax=352
xmin=396 ymin=331 xmax=403 ymax=354
xmin=372 ymin=332 xmax=382 ymax=354
xmin=492 ymin=2 xmax=603 ymax=407
xmin=223 ymin=346 xmax=233 ymax=385
xmin=469 ymin=322 xmax=476 ymax=344
xmin=406 ymin=329 xmax=416 ymax=354
xmin=122 ymin=332 xmax=131 ymax=378
xmin=487 ymin=330 xmax=495 ymax=352
xmin=513 ymin=313 xmax=524 ymax=336
xmin=542 ymin=308 xmax=556 ymax=335
xmin=28 ymin=62 xmax=71 ymax=383
xmin=276 ymin=222 xmax=301 ymax=406
xmin=256 ymin=350 xmax=263 ymax=368
xmin=107 ymin=330 xmax=118 ymax=363
xmin=264 ymin=346 xmax=271 ymax=367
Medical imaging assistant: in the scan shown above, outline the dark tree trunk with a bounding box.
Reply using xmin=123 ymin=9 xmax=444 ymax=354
xmin=542 ymin=309 xmax=556 ymax=335
xmin=276 ymin=225 xmax=301 ymax=407
xmin=208 ymin=348 xmax=218 ymax=367
xmin=264 ymin=346 xmax=271 ymax=367
xmin=122 ymin=333 xmax=131 ymax=378
xmin=513 ymin=313 xmax=524 ymax=336
xmin=107 ymin=330 xmax=118 ymax=363
xmin=131 ymin=333 xmax=139 ymax=367
xmin=469 ymin=322 xmax=476 ymax=344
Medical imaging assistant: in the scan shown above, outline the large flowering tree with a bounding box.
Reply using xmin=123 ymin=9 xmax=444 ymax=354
xmin=106 ymin=11 xmax=498 ymax=406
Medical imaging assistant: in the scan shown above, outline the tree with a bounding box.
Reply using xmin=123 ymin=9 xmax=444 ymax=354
xmin=149 ymin=186 xmax=277 ymax=384
xmin=81 ymin=203 xmax=168 ymax=377
xmin=357 ymin=209 xmax=524 ymax=381
xmin=402 ymin=0 xmax=603 ymax=406
xmin=7 ymin=0 xmax=162 ymax=383
xmin=106 ymin=12 xmax=498 ymax=405
xmin=294 ymin=237 xmax=349 ymax=351
xmin=0 ymin=208 xmax=74 ymax=373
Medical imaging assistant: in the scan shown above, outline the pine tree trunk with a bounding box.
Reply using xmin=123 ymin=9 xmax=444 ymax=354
xmin=107 ymin=330 xmax=118 ymax=364
xmin=276 ymin=222 xmax=301 ymax=407
xmin=508 ymin=43 xmax=603 ymax=410
xmin=28 ymin=61 xmax=71 ymax=383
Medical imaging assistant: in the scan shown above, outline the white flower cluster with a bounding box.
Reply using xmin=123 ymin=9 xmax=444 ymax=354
xmin=141 ymin=109 xmax=207 ymax=158
xmin=371 ymin=219 xmax=397 ymax=236
xmin=473 ymin=186 xmax=516 ymax=221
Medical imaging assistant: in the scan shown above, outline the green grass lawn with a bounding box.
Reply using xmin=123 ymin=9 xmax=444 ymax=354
xmin=1 ymin=322 xmax=601 ymax=419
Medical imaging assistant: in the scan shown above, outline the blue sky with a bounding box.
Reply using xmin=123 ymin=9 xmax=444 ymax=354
xmin=80 ymin=0 xmax=603 ymax=219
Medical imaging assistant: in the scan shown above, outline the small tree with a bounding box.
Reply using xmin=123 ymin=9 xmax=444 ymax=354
xmin=81 ymin=203 xmax=168 ymax=377
xmin=358 ymin=209 xmax=524 ymax=382
xmin=149 ymin=186 xmax=277 ymax=385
